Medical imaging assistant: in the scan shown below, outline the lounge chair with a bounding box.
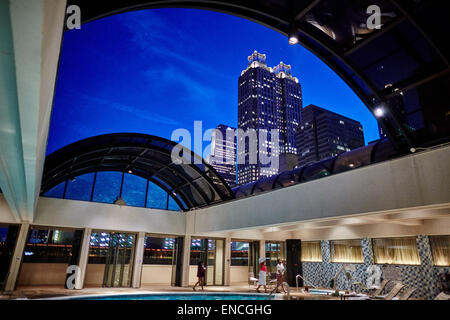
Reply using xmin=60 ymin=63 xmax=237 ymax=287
xmin=371 ymin=279 xmax=391 ymax=296
xmin=434 ymin=292 xmax=450 ymax=300
xmin=397 ymin=287 xmax=417 ymax=300
xmin=373 ymin=281 xmax=405 ymax=300
xmin=268 ymin=273 xmax=278 ymax=289
xmin=248 ymin=272 xmax=258 ymax=288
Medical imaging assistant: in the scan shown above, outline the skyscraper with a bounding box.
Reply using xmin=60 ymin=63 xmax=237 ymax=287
xmin=295 ymin=104 xmax=365 ymax=167
xmin=237 ymin=51 xmax=302 ymax=184
xmin=208 ymin=124 xmax=237 ymax=188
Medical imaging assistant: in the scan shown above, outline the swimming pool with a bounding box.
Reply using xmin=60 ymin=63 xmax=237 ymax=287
xmin=65 ymin=293 xmax=276 ymax=300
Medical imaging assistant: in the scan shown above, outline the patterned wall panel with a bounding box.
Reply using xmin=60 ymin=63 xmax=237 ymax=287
xmin=301 ymin=236 xmax=449 ymax=299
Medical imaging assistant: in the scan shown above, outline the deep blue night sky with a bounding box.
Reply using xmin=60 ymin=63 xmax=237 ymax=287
xmin=47 ymin=8 xmax=379 ymax=156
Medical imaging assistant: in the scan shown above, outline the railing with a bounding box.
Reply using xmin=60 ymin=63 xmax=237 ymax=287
xmin=296 ymin=274 xmax=317 ymax=291
xmin=268 ymin=282 xmax=290 ymax=300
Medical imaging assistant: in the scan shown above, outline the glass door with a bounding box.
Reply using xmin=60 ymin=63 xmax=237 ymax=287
xmin=214 ymin=239 xmax=224 ymax=286
xmin=190 ymin=238 xmax=224 ymax=286
xmin=103 ymin=233 xmax=136 ymax=288
xmin=206 ymin=240 xmax=215 ymax=286
xmin=248 ymin=241 xmax=259 ymax=276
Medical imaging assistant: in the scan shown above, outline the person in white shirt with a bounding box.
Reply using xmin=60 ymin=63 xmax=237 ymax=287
xmin=276 ymin=259 xmax=287 ymax=294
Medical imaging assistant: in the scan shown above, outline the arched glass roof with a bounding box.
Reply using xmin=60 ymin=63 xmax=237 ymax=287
xmin=68 ymin=0 xmax=450 ymax=151
xmin=233 ymin=139 xmax=397 ymax=199
xmin=41 ymin=133 xmax=234 ymax=211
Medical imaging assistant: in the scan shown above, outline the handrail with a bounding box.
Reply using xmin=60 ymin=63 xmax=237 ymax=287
xmin=296 ymin=274 xmax=317 ymax=290
xmin=268 ymin=282 xmax=290 ymax=300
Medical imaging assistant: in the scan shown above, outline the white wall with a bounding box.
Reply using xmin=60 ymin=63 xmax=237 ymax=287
xmin=0 ymin=195 xmax=17 ymax=223
xmin=17 ymin=263 xmax=67 ymax=286
xmin=230 ymin=266 xmax=249 ymax=284
xmin=84 ymin=264 xmax=105 ymax=287
xmin=141 ymin=265 xmax=173 ymax=285
xmin=190 ymin=146 xmax=450 ymax=233
xmin=33 ymin=197 xmax=186 ymax=235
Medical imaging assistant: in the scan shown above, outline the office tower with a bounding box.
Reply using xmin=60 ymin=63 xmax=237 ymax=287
xmin=237 ymin=51 xmax=302 ymax=184
xmin=295 ymin=104 xmax=365 ymax=167
xmin=208 ymin=124 xmax=237 ymax=188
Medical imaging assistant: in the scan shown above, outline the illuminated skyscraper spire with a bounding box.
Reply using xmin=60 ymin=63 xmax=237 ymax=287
xmin=248 ymin=50 xmax=266 ymax=66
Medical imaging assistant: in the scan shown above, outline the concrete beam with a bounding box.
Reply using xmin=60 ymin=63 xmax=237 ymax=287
xmin=192 ymin=146 xmax=450 ymax=233
xmin=0 ymin=0 xmax=66 ymax=222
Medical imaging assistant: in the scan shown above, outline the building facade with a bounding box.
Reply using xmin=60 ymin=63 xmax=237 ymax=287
xmin=208 ymin=124 xmax=237 ymax=188
xmin=296 ymin=104 xmax=365 ymax=167
xmin=237 ymin=51 xmax=302 ymax=184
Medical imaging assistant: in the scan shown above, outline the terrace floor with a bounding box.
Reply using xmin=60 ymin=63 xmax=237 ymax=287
xmin=0 ymin=283 xmax=341 ymax=300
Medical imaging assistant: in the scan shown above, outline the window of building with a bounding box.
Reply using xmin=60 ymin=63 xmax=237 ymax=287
xmin=65 ymin=173 xmax=94 ymax=201
xmin=429 ymin=235 xmax=450 ymax=266
xmin=92 ymin=171 xmax=123 ymax=204
xmin=143 ymin=236 xmax=176 ymax=265
xmin=88 ymin=232 xmax=111 ymax=264
xmin=373 ymin=237 xmax=421 ymax=265
xmin=265 ymin=241 xmax=285 ymax=274
xmin=190 ymin=238 xmax=216 ymax=265
xmin=147 ymin=181 xmax=168 ymax=210
xmin=231 ymin=241 xmax=249 ymax=266
xmin=121 ymin=173 xmax=147 ymax=207
xmin=301 ymin=241 xmax=322 ymax=262
xmin=42 ymin=181 xmax=66 ymax=199
xmin=167 ymin=195 xmax=180 ymax=211
xmin=330 ymin=239 xmax=364 ymax=263
xmin=23 ymin=228 xmax=76 ymax=263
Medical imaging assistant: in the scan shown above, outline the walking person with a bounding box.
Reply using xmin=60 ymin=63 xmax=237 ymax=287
xmin=276 ymin=258 xmax=287 ymax=294
xmin=256 ymin=257 xmax=267 ymax=293
xmin=193 ymin=261 xmax=206 ymax=291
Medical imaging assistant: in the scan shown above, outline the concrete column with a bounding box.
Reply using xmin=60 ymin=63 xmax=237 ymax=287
xmin=224 ymin=237 xmax=231 ymax=286
xmin=131 ymin=232 xmax=145 ymax=288
xmin=181 ymin=235 xmax=191 ymax=287
xmin=259 ymin=240 xmax=266 ymax=261
xmin=4 ymin=223 xmax=29 ymax=292
xmin=75 ymin=228 xmax=91 ymax=289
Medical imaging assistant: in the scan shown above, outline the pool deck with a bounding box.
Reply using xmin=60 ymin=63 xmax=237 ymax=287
xmin=0 ymin=284 xmax=342 ymax=300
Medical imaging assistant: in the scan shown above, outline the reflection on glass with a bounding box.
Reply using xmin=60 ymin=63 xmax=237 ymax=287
xmin=92 ymin=171 xmax=123 ymax=204
xmin=122 ymin=173 xmax=147 ymax=207
xmin=265 ymin=241 xmax=285 ymax=274
xmin=147 ymin=181 xmax=167 ymax=209
xmin=65 ymin=173 xmax=94 ymax=201
xmin=23 ymin=228 xmax=75 ymax=263
xmin=231 ymin=241 xmax=249 ymax=266
xmin=89 ymin=231 xmax=136 ymax=287
xmin=168 ymin=195 xmax=181 ymax=211
xmin=42 ymin=181 xmax=65 ymax=198
xmin=143 ymin=236 xmax=176 ymax=265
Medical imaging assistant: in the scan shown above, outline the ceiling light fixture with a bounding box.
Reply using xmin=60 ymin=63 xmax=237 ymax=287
xmin=288 ymin=24 xmax=299 ymax=45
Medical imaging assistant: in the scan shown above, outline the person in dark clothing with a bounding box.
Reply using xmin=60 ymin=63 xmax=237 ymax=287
xmin=193 ymin=261 xmax=206 ymax=291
